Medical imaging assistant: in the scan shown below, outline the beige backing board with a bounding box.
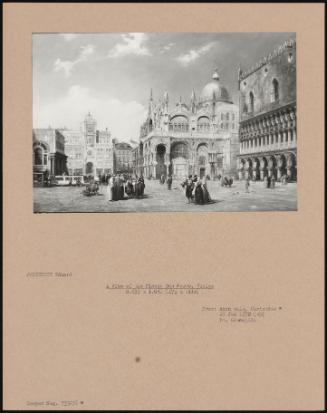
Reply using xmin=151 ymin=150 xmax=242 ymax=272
xmin=3 ymin=3 xmax=325 ymax=410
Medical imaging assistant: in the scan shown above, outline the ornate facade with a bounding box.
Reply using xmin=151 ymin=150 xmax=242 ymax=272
xmin=237 ymin=38 xmax=297 ymax=181
xmin=137 ymin=70 xmax=239 ymax=180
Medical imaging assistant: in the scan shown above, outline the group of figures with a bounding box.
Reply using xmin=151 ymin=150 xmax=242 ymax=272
xmin=106 ymin=174 xmax=145 ymax=201
xmin=181 ymin=175 xmax=212 ymax=205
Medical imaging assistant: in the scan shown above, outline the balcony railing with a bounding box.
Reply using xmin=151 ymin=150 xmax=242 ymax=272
xmin=240 ymin=140 xmax=296 ymax=155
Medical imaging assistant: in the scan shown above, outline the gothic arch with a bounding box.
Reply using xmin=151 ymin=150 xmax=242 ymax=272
xmin=249 ymin=92 xmax=254 ymax=113
xmin=271 ymin=78 xmax=279 ymax=102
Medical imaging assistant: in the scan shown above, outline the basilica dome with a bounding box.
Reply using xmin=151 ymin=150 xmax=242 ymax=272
xmin=200 ymin=70 xmax=232 ymax=104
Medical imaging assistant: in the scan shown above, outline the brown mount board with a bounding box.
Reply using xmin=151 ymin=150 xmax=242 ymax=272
xmin=3 ymin=3 xmax=325 ymax=411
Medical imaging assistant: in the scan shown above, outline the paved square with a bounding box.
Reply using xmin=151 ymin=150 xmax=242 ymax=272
xmin=34 ymin=180 xmax=297 ymax=213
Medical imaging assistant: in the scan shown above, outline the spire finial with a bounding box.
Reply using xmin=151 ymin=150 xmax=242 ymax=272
xmin=164 ymin=89 xmax=169 ymax=103
xmin=212 ymin=68 xmax=219 ymax=80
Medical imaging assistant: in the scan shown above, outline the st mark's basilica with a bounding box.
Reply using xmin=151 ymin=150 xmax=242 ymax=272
xmin=136 ymin=69 xmax=239 ymax=180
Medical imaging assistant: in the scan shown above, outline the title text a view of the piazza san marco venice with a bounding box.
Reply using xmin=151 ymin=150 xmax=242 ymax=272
xmin=33 ymin=33 xmax=297 ymax=213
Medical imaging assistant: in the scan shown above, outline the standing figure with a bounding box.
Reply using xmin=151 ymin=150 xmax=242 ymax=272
xmin=139 ymin=176 xmax=145 ymax=196
xmin=194 ymin=181 xmax=204 ymax=205
xmin=119 ymin=174 xmax=125 ymax=200
xmin=245 ymin=177 xmax=250 ymax=193
xmin=271 ymin=175 xmax=276 ymax=189
xmin=135 ymin=177 xmax=145 ymax=198
xmin=125 ymin=177 xmax=134 ymax=197
xmin=263 ymin=176 xmax=268 ymax=188
xmin=132 ymin=176 xmax=137 ymax=195
xmin=184 ymin=175 xmax=194 ymax=203
xmin=167 ymin=175 xmax=172 ymax=190
xmin=107 ymin=175 xmax=114 ymax=201
xmin=201 ymin=176 xmax=211 ymax=203
xmin=113 ymin=176 xmax=120 ymax=201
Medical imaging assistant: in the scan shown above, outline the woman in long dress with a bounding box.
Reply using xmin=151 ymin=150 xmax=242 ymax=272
xmin=201 ymin=176 xmax=211 ymax=203
xmin=106 ymin=175 xmax=114 ymax=201
xmin=194 ymin=181 xmax=204 ymax=205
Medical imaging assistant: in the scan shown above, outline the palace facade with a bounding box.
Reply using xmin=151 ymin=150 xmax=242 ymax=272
xmin=137 ymin=70 xmax=239 ymax=180
xmin=237 ymin=38 xmax=297 ymax=181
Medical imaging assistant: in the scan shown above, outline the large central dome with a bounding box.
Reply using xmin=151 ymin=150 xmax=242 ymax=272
xmin=200 ymin=70 xmax=232 ymax=103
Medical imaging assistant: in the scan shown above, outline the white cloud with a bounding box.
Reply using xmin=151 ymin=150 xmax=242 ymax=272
xmin=176 ymin=42 xmax=216 ymax=66
xmin=108 ymin=33 xmax=151 ymax=58
xmin=160 ymin=42 xmax=175 ymax=53
xmin=33 ymin=85 xmax=147 ymax=141
xmin=54 ymin=44 xmax=95 ymax=77
xmin=61 ymin=34 xmax=78 ymax=41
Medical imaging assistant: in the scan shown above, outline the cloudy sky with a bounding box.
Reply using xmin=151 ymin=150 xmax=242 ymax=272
xmin=33 ymin=32 xmax=294 ymax=141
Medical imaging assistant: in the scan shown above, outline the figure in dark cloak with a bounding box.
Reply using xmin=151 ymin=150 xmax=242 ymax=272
xmin=118 ymin=174 xmax=125 ymax=199
xmin=166 ymin=175 xmax=172 ymax=190
xmin=125 ymin=178 xmax=134 ymax=197
xmin=135 ymin=177 xmax=145 ymax=198
xmin=201 ymin=177 xmax=211 ymax=203
xmin=113 ymin=176 xmax=120 ymax=201
xmin=194 ymin=181 xmax=204 ymax=205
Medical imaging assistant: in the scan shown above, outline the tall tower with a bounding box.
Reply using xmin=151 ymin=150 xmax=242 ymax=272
xmin=84 ymin=112 xmax=97 ymax=147
xmin=83 ymin=112 xmax=97 ymax=175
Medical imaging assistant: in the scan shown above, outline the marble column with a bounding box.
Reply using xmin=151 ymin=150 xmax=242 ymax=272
xmin=267 ymin=158 xmax=274 ymax=178
xmin=286 ymin=155 xmax=294 ymax=180
xmin=252 ymin=159 xmax=258 ymax=181
xmin=276 ymin=155 xmax=284 ymax=181
xmin=259 ymin=158 xmax=266 ymax=181
xmin=152 ymin=161 xmax=157 ymax=179
xmin=244 ymin=160 xmax=251 ymax=180
xmin=50 ymin=155 xmax=55 ymax=175
xmin=238 ymin=158 xmax=244 ymax=180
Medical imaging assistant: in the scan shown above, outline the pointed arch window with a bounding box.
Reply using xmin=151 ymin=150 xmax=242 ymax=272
xmin=271 ymin=79 xmax=279 ymax=102
xmin=249 ymin=92 xmax=254 ymax=113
